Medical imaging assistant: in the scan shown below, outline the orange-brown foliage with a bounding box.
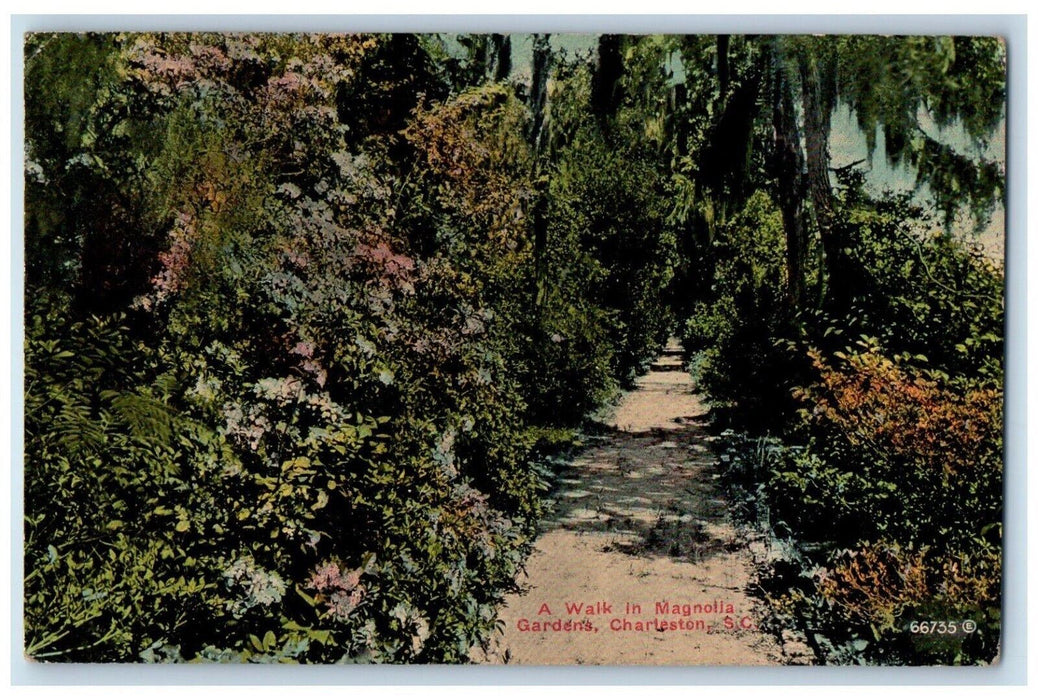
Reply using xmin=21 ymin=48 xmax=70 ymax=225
xmin=819 ymin=541 xmax=930 ymax=631
xmin=799 ymin=349 xmax=1001 ymax=480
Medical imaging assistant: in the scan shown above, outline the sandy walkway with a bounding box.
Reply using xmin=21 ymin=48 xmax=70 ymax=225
xmin=484 ymin=339 xmax=787 ymax=665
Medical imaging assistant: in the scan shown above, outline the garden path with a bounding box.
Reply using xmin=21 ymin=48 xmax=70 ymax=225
xmin=483 ymin=339 xmax=795 ymax=665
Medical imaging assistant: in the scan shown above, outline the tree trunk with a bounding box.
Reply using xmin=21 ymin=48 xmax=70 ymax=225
xmin=528 ymin=34 xmax=552 ymax=307
xmin=717 ymin=35 xmax=731 ymax=101
xmin=489 ymin=34 xmax=511 ymax=82
xmin=528 ymin=34 xmax=551 ymax=151
xmin=592 ymin=34 xmax=624 ymax=129
xmin=798 ymin=49 xmax=844 ymax=309
xmin=770 ymin=44 xmax=808 ymax=308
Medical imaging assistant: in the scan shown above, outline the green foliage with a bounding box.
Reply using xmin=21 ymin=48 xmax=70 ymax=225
xmin=548 ymin=136 xmax=677 ymax=382
xmin=23 ymin=31 xmax=1005 ymax=668
xmin=829 ymin=35 xmax=1006 ymax=228
xmin=24 ymin=33 xmax=167 ymax=311
xmin=811 ymin=174 xmax=1004 ymax=383
xmin=24 ymin=304 xmax=238 ymax=660
xmin=700 ymin=184 xmax=1004 ymax=664
xmin=546 ymin=58 xmax=678 ymax=386
xmin=682 ymin=191 xmax=805 ymax=429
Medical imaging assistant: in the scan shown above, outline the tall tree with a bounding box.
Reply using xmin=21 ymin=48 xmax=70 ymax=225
xmin=591 ymin=34 xmax=624 ymax=127
xmin=528 ymin=33 xmax=553 ymax=306
xmin=768 ymin=39 xmax=809 ymax=307
xmin=794 ymin=38 xmax=842 ymax=307
xmin=788 ymin=35 xmax=1006 ymax=308
xmin=488 ymin=33 xmax=512 ymax=82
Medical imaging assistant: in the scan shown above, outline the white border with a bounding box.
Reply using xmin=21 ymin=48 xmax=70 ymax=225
xmin=3 ymin=9 xmax=1030 ymax=691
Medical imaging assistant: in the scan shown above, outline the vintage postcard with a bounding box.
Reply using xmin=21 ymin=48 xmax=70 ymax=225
xmin=22 ymin=30 xmax=1005 ymax=666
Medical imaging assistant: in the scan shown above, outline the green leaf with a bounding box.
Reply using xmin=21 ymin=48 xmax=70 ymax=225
xmin=296 ymin=586 xmax=318 ymax=607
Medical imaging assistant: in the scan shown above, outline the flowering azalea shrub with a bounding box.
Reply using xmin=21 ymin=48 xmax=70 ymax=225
xmin=818 ymin=542 xmax=931 ymax=633
xmin=24 ymin=32 xmax=664 ymax=663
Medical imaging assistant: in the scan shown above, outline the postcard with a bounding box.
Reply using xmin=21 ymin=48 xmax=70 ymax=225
xmin=22 ymin=30 xmax=1005 ymax=666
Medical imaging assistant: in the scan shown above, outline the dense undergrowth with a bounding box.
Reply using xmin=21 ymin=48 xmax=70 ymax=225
xmin=690 ymin=179 xmax=1003 ymax=665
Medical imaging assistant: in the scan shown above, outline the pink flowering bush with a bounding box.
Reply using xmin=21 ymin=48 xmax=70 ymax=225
xmin=24 ymin=32 xmax=556 ymax=663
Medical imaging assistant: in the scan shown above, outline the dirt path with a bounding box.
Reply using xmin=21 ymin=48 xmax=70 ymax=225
xmin=485 ymin=339 xmax=786 ymax=665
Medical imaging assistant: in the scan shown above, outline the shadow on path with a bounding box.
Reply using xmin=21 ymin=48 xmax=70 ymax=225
xmin=487 ymin=338 xmax=785 ymax=665
xmin=541 ymin=343 xmax=734 ymax=564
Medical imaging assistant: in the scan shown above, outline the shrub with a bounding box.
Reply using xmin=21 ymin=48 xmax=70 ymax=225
xmin=548 ymin=131 xmax=678 ymax=384
xmin=682 ymin=191 xmax=804 ymax=429
xmin=24 ymin=33 xmax=547 ymax=664
xmin=716 ymin=344 xmax=1002 ymax=664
